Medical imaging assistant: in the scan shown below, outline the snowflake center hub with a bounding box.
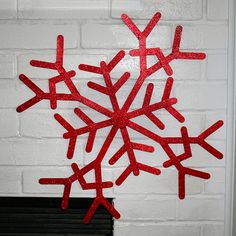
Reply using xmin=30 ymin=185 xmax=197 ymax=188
xmin=112 ymin=111 xmax=129 ymax=128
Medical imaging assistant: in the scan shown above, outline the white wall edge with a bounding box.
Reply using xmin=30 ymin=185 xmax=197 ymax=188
xmin=225 ymin=0 xmax=235 ymax=235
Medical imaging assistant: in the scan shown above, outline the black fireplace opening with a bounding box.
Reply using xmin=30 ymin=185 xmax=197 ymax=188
xmin=0 ymin=197 xmax=113 ymax=236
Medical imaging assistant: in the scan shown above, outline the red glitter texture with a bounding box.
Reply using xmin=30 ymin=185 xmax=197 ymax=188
xmin=16 ymin=12 xmax=224 ymax=224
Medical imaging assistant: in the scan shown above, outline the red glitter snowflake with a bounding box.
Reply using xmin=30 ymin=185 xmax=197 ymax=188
xmin=16 ymin=12 xmax=224 ymax=224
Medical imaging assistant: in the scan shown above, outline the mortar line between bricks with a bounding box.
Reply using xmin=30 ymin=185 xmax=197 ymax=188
xmin=113 ymin=219 xmax=225 ymax=224
xmin=0 ymin=18 xmax=228 ymax=25
xmin=16 ymin=0 xmax=19 ymax=19
xmin=20 ymin=169 xmax=23 ymax=194
xmin=202 ymin=0 xmax=207 ymax=21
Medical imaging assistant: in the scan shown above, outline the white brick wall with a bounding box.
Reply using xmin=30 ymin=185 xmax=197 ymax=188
xmin=114 ymin=223 xmax=201 ymax=236
xmin=81 ymin=24 xmax=171 ymax=49
xmin=111 ymin=0 xmax=203 ymax=20
xmin=18 ymin=0 xmax=110 ymax=19
xmin=0 ymin=1 xmax=229 ymax=236
xmin=0 ymin=23 xmax=78 ymax=49
xmin=0 ymin=0 xmax=17 ymax=19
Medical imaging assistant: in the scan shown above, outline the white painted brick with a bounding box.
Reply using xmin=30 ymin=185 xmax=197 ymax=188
xmin=0 ymin=1 xmax=229 ymax=233
xmin=23 ymin=167 xmax=112 ymax=196
xmin=177 ymin=197 xmax=224 ymax=220
xmin=114 ymin=168 xmax=204 ymax=195
xmin=114 ymin=197 xmax=176 ymax=220
xmin=207 ymin=0 xmax=228 ymax=20
xmin=0 ymin=140 xmax=83 ymax=166
xmin=0 ymin=80 xmax=19 ymax=108
xmin=0 ymin=55 xmax=16 ymax=79
xmin=114 ymin=223 xmax=201 ymax=236
xmin=112 ymin=0 xmax=202 ymax=20
xmin=175 ymin=83 xmax=227 ymax=110
xmin=110 ymin=53 xmax=202 ymax=81
xmin=204 ymin=168 xmax=225 ymax=194
xmin=18 ymin=0 xmax=109 ymax=19
xmin=178 ymin=141 xmax=226 ymax=167
xmin=0 ymin=0 xmax=17 ymax=19
xmin=0 ymin=109 xmax=18 ymax=137
xmin=205 ymin=111 xmax=226 ymax=140
xmin=0 ymin=23 xmax=78 ymax=49
xmin=18 ymin=54 xmax=107 ymax=79
xmin=207 ymin=54 xmax=227 ymax=80
xmin=81 ymin=24 xmax=171 ymax=49
xmin=0 ymin=167 xmax=21 ymax=193
xmin=202 ymin=224 xmax=224 ymax=236
xmin=181 ymin=25 xmax=228 ymax=49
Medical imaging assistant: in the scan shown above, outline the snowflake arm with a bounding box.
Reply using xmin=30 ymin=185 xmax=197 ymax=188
xmin=120 ymin=13 xmax=206 ymax=113
xmin=16 ymin=35 xmax=113 ymax=118
xmin=127 ymin=119 xmax=223 ymax=198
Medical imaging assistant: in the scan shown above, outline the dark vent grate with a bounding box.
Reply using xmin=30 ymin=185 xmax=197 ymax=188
xmin=0 ymin=197 xmax=113 ymax=236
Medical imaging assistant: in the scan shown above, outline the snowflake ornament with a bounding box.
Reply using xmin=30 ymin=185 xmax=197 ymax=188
xmin=16 ymin=12 xmax=224 ymax=224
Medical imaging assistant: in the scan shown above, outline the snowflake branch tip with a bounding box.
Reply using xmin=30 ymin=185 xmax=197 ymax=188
xmin=83 ymin=197 xmax=120 ymax=224
xmin=197 ymin=120 xmax=224 ymax=159
xmin=116 ymin=163 xmax=161 ymax=186
xmin=16 ymin=74 xmax=44 ymax=112
xmin=122 ymin=12 xmax=161 ymax=38
xmin=109 ymin=142 xmax=155 ymax=165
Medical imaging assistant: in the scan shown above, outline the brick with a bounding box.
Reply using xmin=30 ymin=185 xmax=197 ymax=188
xmin=204 ymin=168 xmax=225 ymax=194
xmin=181 ymin=25 xmax=228 ymax=49
xmin=0 ymin=140 xmax=83 ymax=166
xmin=112 ymin=0 xmax=202 ymax=20
xmin=18 ymin=0 xmax=109 ymax=19
xmin=207 ymin=54 xmax=227 ymax=80
xmin=0 ymin=80 xmax=19 ymax=108
xmin=177 ymin=197 xmax=224 ymax=220
xmin=110 ymin=53 xmax=202 ymax=80
xmin=23 ymin=167 xmax=112 ymax=195
xmin=0 ymin=55 xmax=16 ymax=79
xmin=0 ymin=0 xmax=17 ymax=19
xmin=114 ymin=223 xmax=201 ymax=236
xmin=0 ymin=167 xmax=21 ymax=193
xmin=175 ymin=83 xmax=227 ymax=110
xmin=114 ymin=197 xmax=176 ymax=219
xmin=0 ymin=110 xmax=18 ymax=137
xmin=81 ymin=23 xmax=171 ymax=49
xmin=202 ymin=224 xmax=224 ymax=236
xmin=114 ymin=168 xmax=203 ymax=195
xmin=176 ymin=141 xmax=226 ymax=167
xmin=207 ymin=0 xmax=228 ymax=20
xmin=18 ymin=54 xmax=107 ymax=79
xmin=0 ymin=23 xmax=78 ymax=49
